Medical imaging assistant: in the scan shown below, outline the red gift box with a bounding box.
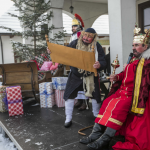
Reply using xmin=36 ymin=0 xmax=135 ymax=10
xmin=6 ymin=86 xmax=24 ymax=116
xmin=54 ymin=89 xmax=65 ymax=107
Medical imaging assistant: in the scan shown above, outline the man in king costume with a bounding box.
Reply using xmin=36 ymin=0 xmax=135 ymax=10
xmin=64 ymin=28 xmax=106 ymax=128
xmin=80 ymin=26 xmax=150 ymax=150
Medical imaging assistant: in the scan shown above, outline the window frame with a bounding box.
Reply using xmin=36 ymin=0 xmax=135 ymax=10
xmin=138 ymin=1 xmax=150 ymax=33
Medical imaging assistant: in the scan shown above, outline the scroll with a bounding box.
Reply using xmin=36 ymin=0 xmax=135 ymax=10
xmin=45 ymin=35 xmax=97 ymax=76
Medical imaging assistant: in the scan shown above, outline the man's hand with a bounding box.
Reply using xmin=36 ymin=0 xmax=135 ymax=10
xmin=93 ymin=61 xmax=101 ymax=69
xmin=47 ymin=47 xmax=51 ymax=54
xmin=123 ymin=63 xmax=127 ymax=71
xmin=109 ymin=74 xmax=117 ymax=82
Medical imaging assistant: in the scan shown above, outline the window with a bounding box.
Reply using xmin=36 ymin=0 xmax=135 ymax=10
xmin=92 ymin=15 xmax=109 ymax=35
xmin=138 ymin=1 xmax=150 ymax=32
xmin=62 ymin=13 xmax=72 ymax=34
xmin=144 ymin=8 xmax=150 ymax=30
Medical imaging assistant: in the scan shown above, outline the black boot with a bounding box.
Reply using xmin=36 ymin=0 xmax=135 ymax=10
xmin=87 ymin=127 xmax=116 ymax=150
xmin=78 ymin=99 xmax=88 ymax=111
xmin=64 ymin=121 xmax=72 ymax=128
xmin=74 ymin=99 xmax=83 ymax=108
xmin=79 ymin=123 xmax=105 ymax=144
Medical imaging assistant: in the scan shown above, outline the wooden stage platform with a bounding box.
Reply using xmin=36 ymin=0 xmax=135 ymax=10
xmin=0 ymin=100 xmax=108 ymax=150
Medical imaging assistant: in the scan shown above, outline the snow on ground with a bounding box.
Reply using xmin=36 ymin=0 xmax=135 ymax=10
xmin=0 ymin=134 xmax=17 ymax=150
xmin=0 ymin=82 xmax=17 ymax=149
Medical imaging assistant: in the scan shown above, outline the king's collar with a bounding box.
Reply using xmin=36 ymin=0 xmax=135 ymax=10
xmin=141 ymin=48 xmax=150 ymax=59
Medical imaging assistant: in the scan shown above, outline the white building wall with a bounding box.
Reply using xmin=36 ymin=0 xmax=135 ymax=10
xmin=48 ymin=0 xmax=64 ymax=45
xmin=63 ymin=0 xmax=108 ymax=29
xmin=0 ymin=36 xmax=22 ymax=64
xmin=0 ymin=38 xmax=2 ymax=64
xmin=108 ymin=0 xmax=136 ymax=73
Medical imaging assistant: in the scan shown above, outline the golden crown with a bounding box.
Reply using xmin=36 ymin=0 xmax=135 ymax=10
xmin=133 ymin=25 xmax=150 ymax=45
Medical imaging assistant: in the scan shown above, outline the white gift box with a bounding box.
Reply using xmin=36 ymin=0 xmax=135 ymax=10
xmin=39 ymin=82 xmax=55 ymax=108
xmin=52 ymin=77 xmax=68 ymax=90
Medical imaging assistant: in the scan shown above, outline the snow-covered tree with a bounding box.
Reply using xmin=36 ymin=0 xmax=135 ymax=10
xmin=0 ymin=0 xmax=65 ymax=61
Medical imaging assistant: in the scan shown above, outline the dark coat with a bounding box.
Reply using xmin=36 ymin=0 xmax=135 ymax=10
xmin=104 ymin=52 xmax=111 ymax=74
xmin=63 ymin=39 xmax=106 ymax=103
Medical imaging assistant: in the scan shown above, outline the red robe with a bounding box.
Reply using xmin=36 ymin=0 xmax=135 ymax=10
xmin=95 ymin=59 xmax=139 ymax=130
xmin=112 ymin=92 xmax=150 ymax=150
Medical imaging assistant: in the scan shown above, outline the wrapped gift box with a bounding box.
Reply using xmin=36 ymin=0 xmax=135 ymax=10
xmin=52 ymin=77 xmax=68 ymax=90
xmin=55 ymin=89 xmax=65 ymax=107
xmin=6 ymin=86 xmax=24 ymax=116
xmin=39 ymin=82 xmax=55 ymax=108
xmin=0 ymin=86 xmax=8 ymax=112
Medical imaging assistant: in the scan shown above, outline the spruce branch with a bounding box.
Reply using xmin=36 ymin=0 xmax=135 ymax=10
xmin=3 ymin=0 xmax=65 ymax=61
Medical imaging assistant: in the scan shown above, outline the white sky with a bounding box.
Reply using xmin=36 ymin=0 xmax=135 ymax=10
xmin=0 ymin=0 xmax=14 ymax=17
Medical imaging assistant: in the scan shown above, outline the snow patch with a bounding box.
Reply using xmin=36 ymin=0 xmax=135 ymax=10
xmin=25 ymin=139 xmax=31 ymax=143
xmin=0 ymin=134 xmax=17 ymax=150
xmin=31 ymin=103 xmax=40 ymax=106
xmin=35 ymin=142 xmax=42 ymax=145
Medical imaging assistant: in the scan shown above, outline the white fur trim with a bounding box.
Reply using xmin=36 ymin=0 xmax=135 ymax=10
xmin=141 ymin=48 xmax=150 ymax=59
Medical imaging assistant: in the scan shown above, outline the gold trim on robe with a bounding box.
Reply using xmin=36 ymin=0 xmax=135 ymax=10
xmin=97 ymin=114 xmax=123 ymax=126
xmin=131 ymin=58 xmax=145 ymax=114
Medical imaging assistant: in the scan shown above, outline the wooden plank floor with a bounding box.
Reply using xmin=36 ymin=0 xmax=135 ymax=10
xmin=0 ymin=100 xmax=108 ymax=150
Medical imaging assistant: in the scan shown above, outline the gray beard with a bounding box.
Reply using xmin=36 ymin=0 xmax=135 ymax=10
xmin=133 ymin=49 xmax=142 ymax=58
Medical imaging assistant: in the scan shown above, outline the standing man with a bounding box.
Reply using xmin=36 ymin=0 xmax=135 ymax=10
xmin=69 ymin=14 xmax=84 ymax=43
xmin=80 ymin=26 xmax=150 ymax=150
xmin=69 ymin=14 xmax=88 ymax=111
xmin=64 ymin=28 xmax=106 ymax=128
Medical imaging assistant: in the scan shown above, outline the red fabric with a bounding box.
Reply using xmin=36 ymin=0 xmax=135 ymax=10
xmin=116 ymin=72 xmax=124 ymax=81
xmin=112 ymin=91 xmax=150 ymax=150
xmin=107 ymin=80 xmax=122 ymax=98
xmin=112 ymin=141 xmax=140 ymax=150
xmin=95 ymin=89 xmax=133 ymax=130
xmin=95 ymin=60 xmax=139 ymax=130
xmin=31 ymin=60 xmax=39 ymax=70
xmin=134 ymin=59 xmax=150 ymax=116
xmin=74 ymin=14 xmax=84 ymax=27
xmin=77 ymin=32 xmax=81 ymax=38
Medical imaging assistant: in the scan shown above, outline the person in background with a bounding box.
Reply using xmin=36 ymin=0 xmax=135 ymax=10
xmin=104 ymin=47 xmax=111 ymax=76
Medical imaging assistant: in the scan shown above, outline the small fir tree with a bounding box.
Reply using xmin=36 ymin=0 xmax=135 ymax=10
xmin=0 ymin=0 xmax=65 ymax=61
